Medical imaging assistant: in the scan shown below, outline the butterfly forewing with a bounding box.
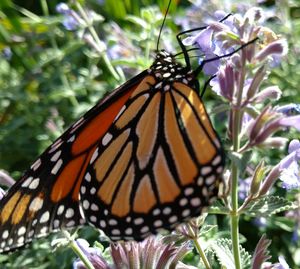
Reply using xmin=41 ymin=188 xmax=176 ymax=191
xmin=0 ymin=71 xmax=148 ymax=253
xmin=80 ymin=51 xmax=224 ymax=241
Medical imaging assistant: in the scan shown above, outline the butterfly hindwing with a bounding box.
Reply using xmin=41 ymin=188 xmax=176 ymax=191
xmin=80 ymin=52 xmax=224 ymax=241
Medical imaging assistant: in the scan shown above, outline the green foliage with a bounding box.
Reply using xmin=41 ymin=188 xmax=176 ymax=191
xmin=212 ymin=238 xmax=251 ymax=269
xmin=241 ymin=196 xmax=299 ymax=217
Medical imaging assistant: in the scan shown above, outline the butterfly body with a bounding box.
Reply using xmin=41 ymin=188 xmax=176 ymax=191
xmin=0 ymin=50 xmax=224 ymax=252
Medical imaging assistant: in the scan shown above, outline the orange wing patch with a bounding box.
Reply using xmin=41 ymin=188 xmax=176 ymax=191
xmin=164 ymin=92 xmax=197 ymax=185
xmin=130 ymin=76 xmax=156 ymax=98
xmin=174 ymin=82 xmax=216 ymax=141
xmin=0 ymin=192 xmax=21 ymax=225
xmin=97 ymin=142 xmax=133 ymax=205
xmin=51 ymin=154 xmax=86 ymax=202
xmin=154 ymin=147 xmax=180 ymax=203
xmin=111 ymin=164 xmax=135 ymax=217
xmin=72 ymin=89 xmax=135 ymax=155
xmin=133 ymin=175 xmax=156 ymax=214
xmin=173 ymin=87 xmax=216 ymax=164
xmin=94 ymin=129 xmax=130 ymax=183
xmin=136 ymin=92 xmax=160 ymax=169
xmin=11 ymin=194 xmax=31 ymax=225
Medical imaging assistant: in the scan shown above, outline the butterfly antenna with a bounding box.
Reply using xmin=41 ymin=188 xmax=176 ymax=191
xmin=156 ymin=0 xmax=172 ymax=52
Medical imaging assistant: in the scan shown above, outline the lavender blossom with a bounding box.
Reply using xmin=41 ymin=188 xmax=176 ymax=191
xmin=273 ymin=256 xmax=291 ymax=269
xmin=259 ymin=140 xmax=300 ymax=195
xmin=276 ymin=104 xmax=300 ymax=116
xmin=73 ymin=237 xmax=191 ymax=269
xmin=279 ymin=140 xmax=300 ymax=189
xmin=73 ymin=239 xmax=111 ymax=269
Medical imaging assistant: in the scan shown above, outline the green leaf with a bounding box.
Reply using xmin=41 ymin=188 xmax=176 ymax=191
xmin=227 ymin=150 xmax=252 ymax=173
xmin=241 ymin=195 xmax=299 ymax=217
xmin=200 ymin=225 xmax=218 ymax=236
xmin=208 ymin=199 xmax=229 ymax=215
xmin=212 ymin=238 xmax=251 ymax=269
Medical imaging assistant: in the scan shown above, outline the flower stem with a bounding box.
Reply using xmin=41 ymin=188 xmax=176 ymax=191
xmin=187 ymin=225 xmax=211 ymax=269
xmin=193 ymin=238 xmax=212 ymax=269
xmin=75 ymin=1 xmax=121 ymax=81
xmin=63 ymin=231 xmax=95 ymax=269
xmin=230 ymin=49 xmax=247 ymax=269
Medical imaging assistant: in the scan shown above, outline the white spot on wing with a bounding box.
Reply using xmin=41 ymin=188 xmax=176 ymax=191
xmin=212 ymin=155 xmax=221 ymax=166
xmin=66 ymin=208 xmax=74 ymax=218
xmin=18 ymin=227 xmax=26 ymax=236
xmin=191 ymin=197 xmax=201 ymax=207
xmin=154 ymin=220 xmax=162 ymax=227
xmin=17 ymin=236 xmax=24 ymax=244
xmin=90 ymin=148 xmax=99 ymax=164
xmin=102 ymin=133 xmax=113 ymax=146
xmin=85 ymin=173 xmax=91 ymax=182
xmin=2 ymin=230 xmax=9 ymax=239
xmin=91 ymin=204 xmax=99 ymax=211
xmin=51 ymin=150 xmax=61 ymax=162
xmin=182 ymin=209 xmax=190 ymax=217
xmin=90 ymin=187 xmax=96 ymax=194
xmin=51 ymin=159 xmax=63 ymax=174
xmin=125 ymin=228 xmax=133 ymax=235
xmin=68 ymin=135 xmax=75 ymax=143
xmin=83 ymin=200 xmax=90 ymax=210
xmin=114 ymin=105 xmax=126 ymax=122
xmin=49 ymin=139 xmax=63 ymax=153
xmin=201 ymin=166 xmax=212 ymax=175
xmin=40 ymin=211 xmax=50 ymax=223
xmin=31 ymin=158 xmax=41 ymax=171
xmin=29 ymin=197 xmax=44 ymax=212
xmin=206 ymin=175 xmax=216 ymax=185
xmin=22 ymin=176 xmax=33 ymax=188
xmin=134 ymin=218 xmax=143 ymax=225
xmin=29 ymin=178 xmax=40 ymax=190
xmin=99 ymin=220 xmax=106 ymax=228
xmin=57 ymin=205 xmax=64 ymax=215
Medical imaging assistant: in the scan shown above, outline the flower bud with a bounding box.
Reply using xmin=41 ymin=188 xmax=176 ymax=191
xmin=250 ymin=160 xmax=267 ymax=196
xmin=255 ymin=39 xmax=288 ymax=62
xmin=252 ymin=86 xmax=282 ymax=103
xmin=247 ymin=65 xmax=267 ymax=100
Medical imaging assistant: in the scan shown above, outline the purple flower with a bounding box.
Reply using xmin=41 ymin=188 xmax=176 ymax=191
xmin=255 ymin=40 xmax=288 ymax=62
xmin=2 ymin=47 xmax=12 ymax=60
xmin=56 ymin=3 xmax=71 ymax=14
xmin=239 ymin=177 xmax=251 ymax=200
xmin=0 ymin=188 xmax=5 ymax=200
xmin=56 ymin=3 xmax=81 ymax=31
xmin=253 ymin=217 xmax=267 ymax=228
xmin=247 ymin=107 xmax=300 ymax=148
xmin=0 ymin=170 xmax=15 ymax=188
xmin=273 ymin=256 xmax=291 ymax=269
xmin=279 ymin=139 xmax=300 ymax=189
xmin=73 ymin=239 xmax=110 ymax=269
xmin=251 ymin=234 xmax=271 ymax=269
xmin=62 ymin=15 xmax=79 ymax=31
xmin=259 ymin=140 xmax=300 ymax=195
xmin=276 ymin=104 xmax=300 ymax=116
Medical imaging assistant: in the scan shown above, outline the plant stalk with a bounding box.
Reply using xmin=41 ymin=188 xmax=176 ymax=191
xmin=230 ymin=49 xmax=247 ymax=269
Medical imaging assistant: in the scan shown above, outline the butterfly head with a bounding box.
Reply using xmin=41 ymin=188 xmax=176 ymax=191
xmin=150 ymin=50 xmax=194 ymax=88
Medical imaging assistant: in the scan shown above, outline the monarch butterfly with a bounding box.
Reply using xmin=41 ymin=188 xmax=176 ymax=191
xmin=0 ymin=9 xmax=254 ymax=253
